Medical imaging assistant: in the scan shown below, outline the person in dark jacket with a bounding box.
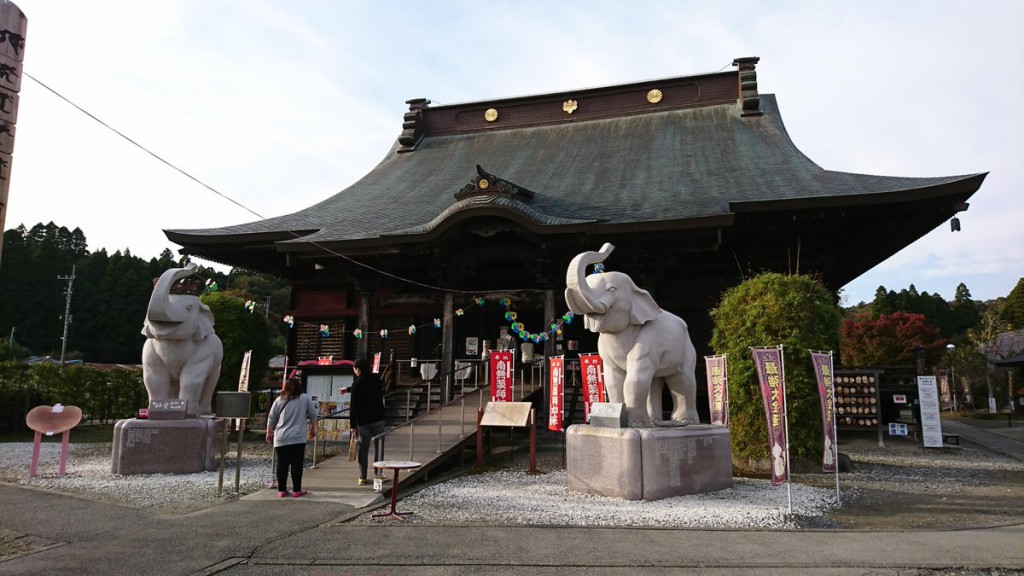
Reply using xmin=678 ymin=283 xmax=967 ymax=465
xmin=347 ymin=357 xmax=387 ymax=485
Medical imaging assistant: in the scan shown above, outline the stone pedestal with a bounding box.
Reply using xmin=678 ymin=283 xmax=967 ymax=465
xmin=111 ymin=418 xmax=225 ymax=475
xmin=566 ymin=424 xmax=733 ymax=501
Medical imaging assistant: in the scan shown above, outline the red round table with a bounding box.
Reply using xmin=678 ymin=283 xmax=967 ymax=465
xmin=371 ymin=460 xmax=421 ymax=520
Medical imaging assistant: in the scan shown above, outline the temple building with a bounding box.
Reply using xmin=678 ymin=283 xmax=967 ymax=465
xmin=166 ymin=57 xmax=985 ymax=401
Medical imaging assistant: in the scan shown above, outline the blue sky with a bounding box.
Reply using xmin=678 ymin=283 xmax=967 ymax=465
xmin=5 ymin=0 xmax=1023 ymax=305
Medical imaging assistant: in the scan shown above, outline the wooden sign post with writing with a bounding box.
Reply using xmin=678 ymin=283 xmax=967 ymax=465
xmin=476 ymin=401 xmax=535 ymax=473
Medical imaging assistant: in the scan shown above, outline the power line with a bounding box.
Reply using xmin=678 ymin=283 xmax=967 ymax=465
xmin=24 ymin=72 xmax=496 ymax=295
xmin=25 ymin=72 xmax=265 ymax=221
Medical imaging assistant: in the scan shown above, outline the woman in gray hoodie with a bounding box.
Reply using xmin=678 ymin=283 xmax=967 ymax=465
xmin=266 ymin=377 xmax=318 ymax=498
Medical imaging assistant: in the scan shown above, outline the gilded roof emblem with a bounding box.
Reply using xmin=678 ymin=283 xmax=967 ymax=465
xmin=647 ymin=89 xmax=663 ymax=104
xmin=484 ymin=108 xmax=498 ymax=122
xmin=562 ymin=99 xmax=578 ymax=114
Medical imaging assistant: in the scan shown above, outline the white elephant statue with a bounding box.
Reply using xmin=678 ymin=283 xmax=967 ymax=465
xmin=565 ymin=243 xmax=700 ymax=427
xmin=141 ymin=264 xmax=223 ymax=417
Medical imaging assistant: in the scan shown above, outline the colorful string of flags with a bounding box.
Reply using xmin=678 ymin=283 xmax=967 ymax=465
xmin=218 ymin=281 xmax=578 ymax=344
xmin=276 ymin=295 xmax=578 ymax=342
xmin=195 ymin=263 xmax=603 ymax=342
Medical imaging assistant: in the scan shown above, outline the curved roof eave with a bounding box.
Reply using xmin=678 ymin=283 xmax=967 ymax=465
xmin=164 ymin=94 xmax=987 ymax=251
xmin=728 ymin=172 xmax=988 ymax=213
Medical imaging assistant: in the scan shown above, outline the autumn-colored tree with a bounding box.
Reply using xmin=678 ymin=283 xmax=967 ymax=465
xmin=840 ymin=311 xmax=946 ymax=367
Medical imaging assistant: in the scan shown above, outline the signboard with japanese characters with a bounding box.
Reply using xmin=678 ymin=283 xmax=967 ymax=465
xmin=548 ymin=356 xmax=564 ymax=432
xmin=489 ymin=350 xmax=514 ymax=402
xmin=705 ymin=354 xmax=728 ymax=425
xmin=752 ymin=347 xmax=788 ymax=486
xmin=580 ymin=354 xmax=605 ymax=423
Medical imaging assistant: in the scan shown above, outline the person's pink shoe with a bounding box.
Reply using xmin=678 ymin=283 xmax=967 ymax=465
xmin=292 ymin=490 xmax=308 ymax=498
xmin=278 ymin=491 xmax=290 ymax=498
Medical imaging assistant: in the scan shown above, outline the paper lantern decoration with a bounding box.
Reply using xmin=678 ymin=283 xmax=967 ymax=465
xmin=408 ymin=325 xmax=417 ymax=335
xmin=319 ymin=324 xmax=330 ymax=337
xmin=591 ymin=263 xmax=605 ymax=274
xmin=433 ymin=318 xmax=442 ymax=329
xmin=456 ymin=308 xmax=464 ymax=316
xmin=475 ymin=297 xmax=485 ymax=307
xmin=380 ymin=329 xmax=388 ymax=339
xmin=283 ymin=315 xmax=294 ymax=328
xmin=204 ymin=279 xmax=218 ymax=292
xmin=352 ymin=328 xmax=362 ymax=339
xmin=244 ymin=300 xmax=256 ymax=313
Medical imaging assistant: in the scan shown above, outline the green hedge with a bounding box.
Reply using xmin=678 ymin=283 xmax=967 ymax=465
xmin=0 ymin=362 xmax=147 ymax=433
xmin=710 ymin=273 xmax=842 ymax=468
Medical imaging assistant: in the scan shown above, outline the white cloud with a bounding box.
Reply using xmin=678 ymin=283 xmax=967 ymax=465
xmin=4 ymin=0 xmax=1022 ymax=301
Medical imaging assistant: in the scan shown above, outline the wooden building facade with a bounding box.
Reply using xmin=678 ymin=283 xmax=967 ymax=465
xmin=166 ymin=57 xmax=985 ymax=401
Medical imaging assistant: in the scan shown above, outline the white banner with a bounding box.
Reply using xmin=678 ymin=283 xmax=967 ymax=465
xmin=917 ymin=376 xmax=943 ymax=448
xmin=237 ymin=350 xmax=252 ymax=392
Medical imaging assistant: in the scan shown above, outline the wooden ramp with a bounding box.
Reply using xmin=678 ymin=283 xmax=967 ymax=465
xmin=244 ymin=382 xmax=542 ymax=507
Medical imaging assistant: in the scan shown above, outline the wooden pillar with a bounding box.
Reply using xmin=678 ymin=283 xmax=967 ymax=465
xmin=358 ymin=292 xmax=370 ymax=359
xmin=441 ymin=292 xmax=454 ymax=401
xmin=543 ymin=289 xmax=556 ymax=390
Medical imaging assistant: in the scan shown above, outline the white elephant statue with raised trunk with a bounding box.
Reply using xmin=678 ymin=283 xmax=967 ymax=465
xmin=141 ymin=264 xmax=223 ymax=417
xmin=564 ymin=243 xmax=700 ymax=427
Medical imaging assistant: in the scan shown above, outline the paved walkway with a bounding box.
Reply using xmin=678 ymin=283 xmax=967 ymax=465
xmin=940 ymin=415 xmax=1024 ymax=460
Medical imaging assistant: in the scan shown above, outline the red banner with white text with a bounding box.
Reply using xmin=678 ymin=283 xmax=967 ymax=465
xmin=548 ymin=356 xmax=564 ymax=431
xmin=580 ymin=354 xmax=605 ymax=423
xmin=705 ymin=354 xmax=728 ymax=425
xmin=489 ymin=350 xmax=514 ymax=402
xmin=810 ymin=351 xmax=838 ymax=474
xmin=752 ymin=347 xmax=788 ymax=486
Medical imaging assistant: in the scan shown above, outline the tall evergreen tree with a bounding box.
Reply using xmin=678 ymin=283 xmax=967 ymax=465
xmin=1000 ymin=278 xmax=1024 ymax=330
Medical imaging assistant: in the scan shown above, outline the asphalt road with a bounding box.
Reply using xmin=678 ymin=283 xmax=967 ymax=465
xmin=2 ymin=480 xmax=1023 ymax=576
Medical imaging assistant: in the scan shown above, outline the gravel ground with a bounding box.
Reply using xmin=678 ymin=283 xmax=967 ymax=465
xmin=0 ymin=438 xmax=332 ymax=512
xmin=3 ymin=432 xmax=1021 ymax=532
xmin=353 ymin=449 xmax=838 ymax=529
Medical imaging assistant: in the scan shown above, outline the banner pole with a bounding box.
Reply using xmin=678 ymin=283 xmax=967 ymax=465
xmin=830 ymin=350 xmax=840 ymax=504
xmin=780 ymin=344 xmax=792 ymax=516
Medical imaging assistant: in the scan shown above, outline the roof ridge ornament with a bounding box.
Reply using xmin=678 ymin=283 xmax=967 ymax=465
xmin=398 ymin=98 xmax=431 ymax=150
xmin=455 ymin=164 xmax=535 ymax=202
xmin=732 ymin=56 xmax=762 ymax=117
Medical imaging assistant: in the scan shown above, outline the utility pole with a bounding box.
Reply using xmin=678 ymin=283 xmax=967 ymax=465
xmin=58 ymin=265 xmax=76 ymax=367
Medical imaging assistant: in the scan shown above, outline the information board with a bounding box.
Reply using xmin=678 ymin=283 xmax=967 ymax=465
xmin=917 ymin=375 xmax=943 ymax=448
xmin=480 ymin=401 xmax=532 ymax=427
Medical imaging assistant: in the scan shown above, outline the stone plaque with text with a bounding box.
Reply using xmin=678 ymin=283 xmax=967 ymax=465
xmin=148 ymin=399 xmax=187 ymax=420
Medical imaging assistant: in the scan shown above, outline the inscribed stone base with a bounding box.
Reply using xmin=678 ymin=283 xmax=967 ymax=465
xmin=111 ymin=418 xmax=225 ymax=475
xmin=566 ymin=424 xmax=733 ymax=501
xmin=567 ymin=425 xmax=643 ymax=499
xmin=639 ymin=425 xmax=733 ymax=500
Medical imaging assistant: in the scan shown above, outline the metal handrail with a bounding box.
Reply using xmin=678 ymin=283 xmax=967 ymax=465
xmin=370 ymin=360 xmax=546 ymax=465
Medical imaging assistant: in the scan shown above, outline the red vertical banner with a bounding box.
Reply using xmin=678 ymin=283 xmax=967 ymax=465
xmin=372 ymin=352 xmax=381 ymax=374
xmin=489 ymin=350 xmax=514 ymax=402
xmin=752 ymin=347 xmax=788 ymax=486
xmin=810 ymin=351 xmax=838 ymax=474
xmin=704 ymin=354 xmax=729 ymax=426
xmin=548 ymin=356 xmax=564 ymax=432
xmin=580 ymin=354 xmax=605 ymax=423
